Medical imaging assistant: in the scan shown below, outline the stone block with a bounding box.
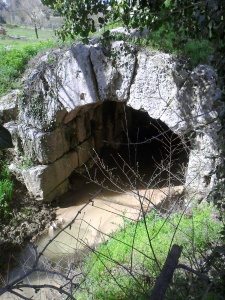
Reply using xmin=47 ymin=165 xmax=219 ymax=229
xmin=77 ymin=136 xmax=95 ymax=167
xmin=22 ymin=151 xmax=78 ymax=201
xmin=0 ymin=90 xmax=19 ymax=123
xmin=52 ymin=44 xmax=99 ymax=111
xmin=94 ymin=129 xmax=103 ymax=153
xmin=90 ymin=42 xmax=136 ymax=101
xmin=18 ymin=125 xmax=70 ymax=164
xmin=77 ymin=114 xmax=91 ymax=143
xmin=45 ymin=179 xmax=69 ymax=202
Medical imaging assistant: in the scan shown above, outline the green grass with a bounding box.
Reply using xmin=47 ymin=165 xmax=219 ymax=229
xmin=77 ymin=201 xmax=222 ymax=300
xmin=0 ymin=25 xmax=57 ymax=46
xmin=0 ymin=40 xmax=61 ymax=97
xmin=0 ymin=160 xmax=14 ymax=220
xmin=0 ymin=24 xmax=66 ymax=97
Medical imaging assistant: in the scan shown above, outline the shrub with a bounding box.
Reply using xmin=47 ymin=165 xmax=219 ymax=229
xmin=130 ymin=25 xmax=214 ymax=67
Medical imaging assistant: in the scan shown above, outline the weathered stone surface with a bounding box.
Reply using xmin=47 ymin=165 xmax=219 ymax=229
xmin=77 ymin=114 xmax=91 ymax=143
xmin=90 ymin=41 xmax=136 ymax=101
xmin=44 ymin=180 xmax=69 ymax=203
xmin=0 ymin=90 xmax=19 ymax=123
xmin=177 ymin=66 xmax=222 ymax=194
xmin=22 ymin=151 xmax=78 ymax=201
xmin=17 ymin=125 xmax=70 ymax=164
xmin=128 ymin=51 xmax=183 ymax=133
xmin=185 ymin=127 xmax=221 ymax=193
xmin=47 ymin=45 xmax=99 ymax=112
xmin=77 ymin=136 xmax=95 ymax=167
xmin=10 ymin=43 xmax=223 ymax=201
xmin=19 ymin=86 xmax=67 ymax=131
xmin=177 ymin=65 xmax=221 ymax=129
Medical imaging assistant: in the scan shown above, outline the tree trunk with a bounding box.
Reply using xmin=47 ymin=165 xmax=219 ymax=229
xmin=149 ymin=244 xmax=182 ymax=300
xmin=34 ymin=23 xmax=38 ymax=39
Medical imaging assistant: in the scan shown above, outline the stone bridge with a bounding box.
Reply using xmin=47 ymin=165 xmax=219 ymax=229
xmin=1 ymin=42 xmax=222 ymax=201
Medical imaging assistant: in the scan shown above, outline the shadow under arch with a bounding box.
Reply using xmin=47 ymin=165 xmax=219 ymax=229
xmin=70 ymin=101 xmax=191 ymax=193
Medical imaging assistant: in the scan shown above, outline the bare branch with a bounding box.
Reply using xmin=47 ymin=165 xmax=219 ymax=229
xmin=150 ymin=244 xmax=183 ymax=300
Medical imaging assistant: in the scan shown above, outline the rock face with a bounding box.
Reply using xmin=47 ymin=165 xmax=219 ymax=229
xmin=0 ymin=90 xmax=19 ymax=123
xmin=2 ymin=42 xmax=223 ymax=201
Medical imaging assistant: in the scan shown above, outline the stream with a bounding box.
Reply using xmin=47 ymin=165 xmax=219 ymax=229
xmin=1 ymin=180 xmax=183 ymax=299
xmin=1 ymin=143 xmax=185 ymax=299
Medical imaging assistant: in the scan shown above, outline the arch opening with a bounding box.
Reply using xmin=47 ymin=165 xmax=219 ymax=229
xmin=70 ymin=101 xmax=190 ymax=191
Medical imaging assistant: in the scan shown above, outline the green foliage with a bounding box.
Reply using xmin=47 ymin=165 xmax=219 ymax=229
xmin=0 ymin=41 xmax=57 ymax=97
xmin=110 ymin=24 xmax=214 ymax=67
xmin=78 ymin=202 xmax=222 ymax=300
xmin=41 ymin=0 xmax=225 ymax=46
xmin=40 ymin=0 xmax=222 ymax=68
xmin=183 ymin=40 xmax=214 ymax=66
xmin=0 ymin=160 xmax=14 ymax=220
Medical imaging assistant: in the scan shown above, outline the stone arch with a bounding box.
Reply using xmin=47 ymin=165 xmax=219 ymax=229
xmin=5 ymin=43 xmax=222 ymax=201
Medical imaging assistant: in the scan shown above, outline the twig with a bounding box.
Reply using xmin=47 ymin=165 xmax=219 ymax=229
xmin=176 ymin=264 xmax=209 ymax=282
xmin=15 ymin=283 xmax=76 ymax=299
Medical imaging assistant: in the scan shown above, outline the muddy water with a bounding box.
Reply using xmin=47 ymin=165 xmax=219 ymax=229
xmin=2 ymin=142 xmax=185 ymax=299
xmin=1 ymin=178 xmax=183 ymax=300
xmin=38 ymin=182 xmax=179 ymax=259
xmin=2 ymin=176 xmax=183 ymax=299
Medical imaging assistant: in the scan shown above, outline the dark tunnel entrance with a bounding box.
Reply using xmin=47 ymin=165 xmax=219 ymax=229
xmin=88 ymin=101 xmax=190 ymax=190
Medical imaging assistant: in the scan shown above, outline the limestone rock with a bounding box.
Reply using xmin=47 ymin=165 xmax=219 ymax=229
xmin=9 ymin=43 xmax=223 ymax=201
xmin=17 ymin=125 xmax=70 ymax=164
xmin=22 ymin=151 xmax=78 ymax=201
xmin=54 ymin=44 xmax=99 ymax=111
xmin=19 ymin=83 xmax=67 ymax=131
xmin=19 ymin=44 xmax=100 ymax=131
xmin=178 ymin=65 xmax=221 ymax=129
xmin=127 ymin=51 xmax=185 ymax=133
xmin=90 ymin=41 xmax=136 ymax=101
xmin=0 ymin=90 xmax=19 ymax=123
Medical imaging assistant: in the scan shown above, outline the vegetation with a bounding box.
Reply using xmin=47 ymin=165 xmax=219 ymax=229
xmin=0 ymin=25 xmax=56 ymax=46
xmin=41 ymin=0 xmax=225 ymax=44
xmin=41 ymin=0 xmax=225 ymax=77
xmin=78 ymin=202 xmax=223 ymax=299
xmin=0 ymin=36 xmax=59 ymax=97
xmin=109 ymin=25 xmax=214 ymax=67
xmin=0 ymin=158 xmax=13 ymax=220
xmin=0 ymin=1 xmax=224 ymax=299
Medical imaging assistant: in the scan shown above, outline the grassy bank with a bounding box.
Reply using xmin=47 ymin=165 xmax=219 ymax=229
xmin=0 ymin=41 xmax=59 ymax=96
xmin=0 ymin=24 xmax=64 ymax=97
xmin=77 ymin=201 xmax=223 ymax=300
